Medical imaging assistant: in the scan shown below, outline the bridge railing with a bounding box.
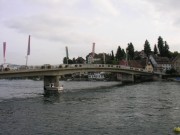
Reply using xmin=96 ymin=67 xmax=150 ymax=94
xmin=0 ymin=64 xmax=152 ymax=73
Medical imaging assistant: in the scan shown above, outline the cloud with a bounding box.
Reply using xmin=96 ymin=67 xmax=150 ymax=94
xmin=144 ymin=0 xmax=180 ymax=26
xmin=91 ymin=0 xmax=119 ymax=16
xmin=25 ymin=0 xmax=80 ymax=7
xmin=147 ymin=0 xmax=180 ymax=11
xmin=4 ymin=14 xmax=102 ymax=44
xmin=2 ymin=0 xmax=180 ymax=59
xmin=3 ymin=0 xmax=116 ymax=46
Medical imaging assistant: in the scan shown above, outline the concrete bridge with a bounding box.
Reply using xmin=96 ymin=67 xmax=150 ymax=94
xmin=0 ymin=64 xmax=154 ymax=94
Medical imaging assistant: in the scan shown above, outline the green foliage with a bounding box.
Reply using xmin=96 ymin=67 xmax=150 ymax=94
xmin=68 ymin=59 xmax=73 ymax=64
xmin=166 ymin=68 xmax=177 ymax=74
xmin=62 ymin=36 xmax=179 ymax=66
xmin=154 ymin=44 xmax=158 ymax=54
xmin=63 ymin=57 xmax=81 ymax=64
xmin=134 ymin=51 xmax=141 ymax=60
xmin=115 ymin=46 xmax=126 ymax=61
xmin=144 ymin=40 xmax=151 ymax=56
xmin=164 ymin=41 xmax=170 ymax=58
xmin=63 ymin=57 xmax=68 ymax=64
xmin=72 ymin=58 xmax=76 ymax=64
xmin=76 ymin=57 xmax=85 ymax=64
xmin=121 ymin=49 xmax=126 ymax=59
xmin=157 ymin=36 xmax=171 ymax=58
xmin=115 ymin=46 xmax=121 ymax=60
xmin=169 ymin=51 xmax=179 ymax=59
xmin=111 ymin=50 xmax=115 ymax=60
xmin=127 ymin=42 xmax=134 ymax=60
xmin=158 ymin=36 xmax=164 ymax=56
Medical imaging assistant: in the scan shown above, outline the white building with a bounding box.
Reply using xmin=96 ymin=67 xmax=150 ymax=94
xmin=149 ymin=55 xmax=172 ymax=72
xmin=0 ymin=64 xmax=19 ymax=71
xmin=145 ymin=62 xmax=153 ymax=72
xmin=87 ymin=55 xmax=94 ymax=64
xmin=87 ymin=55 xmax=101 ymax=64
xmin=88 ymin=72 xmax=105 ymax=80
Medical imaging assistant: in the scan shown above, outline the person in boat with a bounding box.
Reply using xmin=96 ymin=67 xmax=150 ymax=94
xmin=50 ymin=83 xmax=54 ymax=87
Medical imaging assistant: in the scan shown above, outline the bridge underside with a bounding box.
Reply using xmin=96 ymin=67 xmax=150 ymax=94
xmin=118 ymin=73 xmax=153 ymax=83
xmin=0 ymin=65 xmax=156 ymax=94
xmin=44 ymin=76 xmax=60 ymax=87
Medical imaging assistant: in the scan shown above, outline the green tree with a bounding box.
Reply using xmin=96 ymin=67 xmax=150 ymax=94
xmin=164 ymin=41 xmax=170 ymax=57
xmin=144 ymin=40 xmax=151 ymax=56
xmin=121 ymin=49 xmax=126 ymax=59
xmin=111 ymin=50 xmax=115 ymax=60
xmin=76 ymin=57 xmax=85 ymax=64
xmin=154 ymin=44 xmax=158 ymax=55
xmin=106 ymin=54 xmax=113 ymax=64
xmin=63 ymin=57 xmax=68 ymax=64
xmin=115 ymin=46 xmax=122 ymax=61
xmin=127 ymin=42 xmax=134 ymax=60
xmin=169 ymin=51 xmax=179 ymax=58
xmin=68 ymin=59 xmax=73 ymax=64
xmin=63 ymin=57 xmax=73 ymax=64
xmin=72 ymin=58 xmax=76 ymax=64
xmin=157 ymin=36 xmax=164 ymax=56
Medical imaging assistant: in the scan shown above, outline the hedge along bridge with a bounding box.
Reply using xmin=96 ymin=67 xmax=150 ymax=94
xmin=0 ymin=64 xmax=154 ymax=93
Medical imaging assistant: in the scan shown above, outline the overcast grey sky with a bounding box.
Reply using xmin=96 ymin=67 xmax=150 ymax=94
xmin=0 ymin=0 xmax=180 ymax=65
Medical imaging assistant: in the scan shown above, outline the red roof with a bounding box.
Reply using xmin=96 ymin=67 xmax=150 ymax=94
xmin=119 ymin=59 xmax=146 ymax=68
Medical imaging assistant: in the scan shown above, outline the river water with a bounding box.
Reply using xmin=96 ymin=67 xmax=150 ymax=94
xmin=0 ymin=80 xmax=179 ymax=135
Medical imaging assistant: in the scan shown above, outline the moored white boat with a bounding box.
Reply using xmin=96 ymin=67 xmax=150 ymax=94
xmin=44 ymin=83 xmax=63 ymax=94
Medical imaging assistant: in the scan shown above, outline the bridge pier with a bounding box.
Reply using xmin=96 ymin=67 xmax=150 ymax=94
xmin=44 ymin=76 xmax=62 ymax=94
xmin=132 ymin=74 xmax=135 ymax=83
xmin=119 ymin=73 xmax=135 ymax=83
xmin=119 ymin=73 xmax=153 ymax=84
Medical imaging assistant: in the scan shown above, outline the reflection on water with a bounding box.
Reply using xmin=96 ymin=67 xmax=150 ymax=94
xmin=0 ymin=80 xmax=180 ymax=135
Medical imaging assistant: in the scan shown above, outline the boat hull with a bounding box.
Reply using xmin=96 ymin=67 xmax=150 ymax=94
xmin=44 ymin=86 xmax=63 ymax=94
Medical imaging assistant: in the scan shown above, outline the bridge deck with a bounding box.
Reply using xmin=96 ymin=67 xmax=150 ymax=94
xmin=0 ymin=64 xmax=154 ymax=78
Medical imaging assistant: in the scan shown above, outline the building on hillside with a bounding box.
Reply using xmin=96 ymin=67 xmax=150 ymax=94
xmin=119 ymin=59 xmax=146 ymax=69
xmin=145 ymin=62 xmax=153 ymax=72
xmin=87 ymin=56 xmax=101 ymax=64
xmin=86 ymin=53 xmax=102 ymax=64
xmin=119 ymin=60 xmax=128 ymax=67
xmin=172 ymin=54 xmax=180 ymax=73
xmin=139 ymin=50 xmax=147 ymax=59
xmin=149 ymin=55 xmax=172 ymax=72
xmin=134 ymin=50 xmax=148 ymax=60
xmin=87 ymin=54 xmax=94 ymax=64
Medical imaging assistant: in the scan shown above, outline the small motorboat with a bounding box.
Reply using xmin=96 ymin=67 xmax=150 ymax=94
xmin=44 ymin=83 xmax=63 ymax=94
xmin=59 ymin=85 xmax=64 ymax=91
xmin=174 ymin=127 xmax=180 ymax=132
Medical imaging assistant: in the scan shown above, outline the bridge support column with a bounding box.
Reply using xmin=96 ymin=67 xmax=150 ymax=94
xmin=121 ymin=73 xmax=135 ymax=83
xmin=44 ymin=76 xmax=60 ymax=94
xmin=44 ymin=76 xmax=60 ymax=88
xmin=132 ymin=74 xmax=135 ymax=83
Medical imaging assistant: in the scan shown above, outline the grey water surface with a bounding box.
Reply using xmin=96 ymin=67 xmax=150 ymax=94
xmin=0 ymin=80 xmax=179 ymax=135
